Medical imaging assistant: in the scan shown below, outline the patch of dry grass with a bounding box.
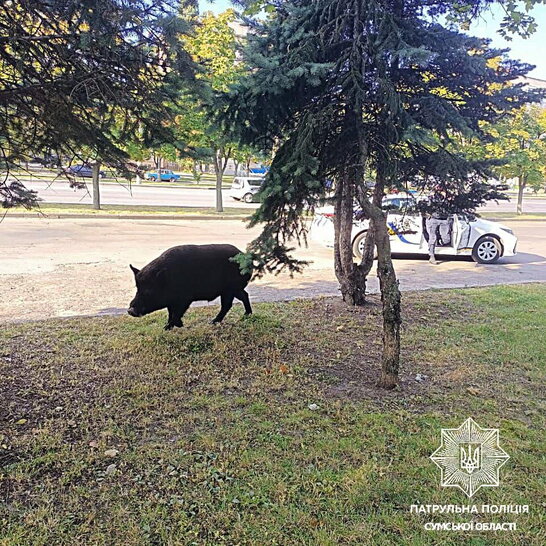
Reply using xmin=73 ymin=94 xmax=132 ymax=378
xmin=1 ymin=285 xmax=545 ymax=545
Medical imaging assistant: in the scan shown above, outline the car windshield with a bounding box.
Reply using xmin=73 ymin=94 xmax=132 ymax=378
xmin=382 ymin=197 xmax=415 ymax=212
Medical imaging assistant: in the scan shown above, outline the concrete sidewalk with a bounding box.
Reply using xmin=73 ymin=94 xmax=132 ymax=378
xmin=1 ymin=217 xmax=545 ymax=322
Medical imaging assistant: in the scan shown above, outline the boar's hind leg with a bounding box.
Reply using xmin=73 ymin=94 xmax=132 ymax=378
xmin=212 ymin=293 xmax=234 ymax=324
xmin=236 ymin=290 xmax=253 ymax=316
xmin=165 ymin=303 xmax=190 ymax=330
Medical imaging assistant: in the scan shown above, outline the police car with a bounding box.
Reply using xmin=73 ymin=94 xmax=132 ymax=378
xmin=310 ymin=195 xmax=518 ymax=264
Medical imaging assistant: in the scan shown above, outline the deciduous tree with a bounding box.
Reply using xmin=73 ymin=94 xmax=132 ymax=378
xmin=185 ymin=9 xmax=242 ymax=211
xmin=487 ymin=105 xmax=546 ymax=214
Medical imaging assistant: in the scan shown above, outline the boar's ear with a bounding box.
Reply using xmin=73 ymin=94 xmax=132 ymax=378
xmin=129 ymin=264 xmax=140 ymax=277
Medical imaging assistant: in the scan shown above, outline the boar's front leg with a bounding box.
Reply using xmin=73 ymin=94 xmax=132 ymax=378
xmin=165 ymin=303 xmax=190 ymax=330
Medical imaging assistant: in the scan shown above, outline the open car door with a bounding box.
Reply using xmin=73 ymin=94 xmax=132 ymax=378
xmin=386 ymin=211 xmax=424 ymax=253
xmin=452 ymin=214 xmax=471 ymax=252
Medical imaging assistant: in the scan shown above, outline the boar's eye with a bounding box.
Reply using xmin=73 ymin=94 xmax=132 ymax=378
xmin=137 ymin=283 xmax=152 ymax=295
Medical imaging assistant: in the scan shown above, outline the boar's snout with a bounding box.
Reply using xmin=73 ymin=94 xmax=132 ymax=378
xmin=127 ymin=306 xmax=140 ymax=317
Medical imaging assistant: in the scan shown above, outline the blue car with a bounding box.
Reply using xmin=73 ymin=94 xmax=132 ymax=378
xmin=67 ymin=164 xmax=105 ymax=178
xmin=145 ymin=169 xmax=181 ymax=182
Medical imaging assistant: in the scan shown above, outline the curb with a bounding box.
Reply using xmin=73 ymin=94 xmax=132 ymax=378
xmin=483 ymin=217 xmax=546 ymax=222
xmin=104 ymin=182 xmax=231 ymax=190
xmin=2 ymin=280 xmax=544 ymax=325
xmin=15 ymin=178 xmax=231 ymax=191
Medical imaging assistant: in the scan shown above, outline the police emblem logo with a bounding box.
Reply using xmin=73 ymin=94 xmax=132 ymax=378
xmin=430 ymin=417 xmax=510 ymax=497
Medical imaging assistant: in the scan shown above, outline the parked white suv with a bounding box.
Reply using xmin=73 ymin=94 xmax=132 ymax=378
xmin=310 ymin=195 xmax=518 ymax=264
xmin=229 ymin=177 xmax=264 ymax=203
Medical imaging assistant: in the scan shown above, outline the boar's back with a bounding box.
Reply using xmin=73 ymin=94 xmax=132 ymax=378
xmin=140 ymin=244 xmax=250 ymax=302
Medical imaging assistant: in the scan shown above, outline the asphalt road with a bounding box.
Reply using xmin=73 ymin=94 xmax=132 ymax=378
xmin=18 ymin=179 xmax=546 ymax=213
xmin=19 ymin=180 xmax=257 ymax=209
xmin=1 ymin=216 xmax=544 ymax=322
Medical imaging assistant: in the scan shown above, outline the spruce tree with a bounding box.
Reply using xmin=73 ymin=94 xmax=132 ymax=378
xmin=224 ymin=0 xmax=543 ymax=387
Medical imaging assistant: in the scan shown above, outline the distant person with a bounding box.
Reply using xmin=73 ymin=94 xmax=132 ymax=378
xmin=426 ymin=210 xmax=451 ymax=265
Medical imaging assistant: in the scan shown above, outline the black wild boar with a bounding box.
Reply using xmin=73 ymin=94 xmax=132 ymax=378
xmin=128 ymin=244 xmax=252 ymax=330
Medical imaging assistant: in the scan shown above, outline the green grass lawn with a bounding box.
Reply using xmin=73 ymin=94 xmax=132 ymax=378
xmin=10 ymin=169 xmax=235 ymax=188
xmin=6 ymin=203 xmax=251 ymax=218
xmin=1 ymin=285 xmax=545 ymax=545
xmin=481 ymin=212 xmax=546 ymax=220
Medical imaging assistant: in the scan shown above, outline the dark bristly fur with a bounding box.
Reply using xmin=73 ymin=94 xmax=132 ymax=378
xmin=128 ymin=244 xmax=252 ymax=330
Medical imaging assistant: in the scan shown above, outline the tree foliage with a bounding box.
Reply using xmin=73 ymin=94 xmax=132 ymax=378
xmin=224 ymin=0 xmax=543 ymax=387
xmin=489 ymin=105 xmax=546 ymax=183
xmin=184 ymin=8 xmax=245 ymax=210
xmin=237 ymin=0 xmax=546 ymax=38
xmin=486 ymin=104 xmax=546 ymax=213
xmin=226 ymin=0 xmax=541 ymax=275
xmin=0 ymin=0 xmax=200 ymax=208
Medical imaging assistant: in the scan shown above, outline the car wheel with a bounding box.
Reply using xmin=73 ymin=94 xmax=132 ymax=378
xmin=472 ymin=236 xmax=502 ymax=264
xmin=170 ymin=177 xmax=176 ymax=182
xmin=352 ymin=231 xmax=376 ymax=261
xmin=243 ymin=193 xmax=254 ymax=203
xmin=149 ymin=176 xmax=157 ymax=182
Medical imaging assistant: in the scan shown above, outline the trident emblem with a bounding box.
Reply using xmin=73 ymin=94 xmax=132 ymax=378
xmin=431 ymin=418 xmax=509 ymax=497
xmin=460 ymin=444 xmax=480 ymax=474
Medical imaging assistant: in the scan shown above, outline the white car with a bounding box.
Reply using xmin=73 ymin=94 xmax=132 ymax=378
xmin=229 ymin=176 xmax=264 ymax=203
xmin=310 ymin=195 xmax=518 ymax=264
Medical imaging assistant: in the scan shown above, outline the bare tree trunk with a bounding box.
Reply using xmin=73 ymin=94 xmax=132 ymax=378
xmin=92 ymin=162 xmax=101 ymax=210
xmin=213 ymin=147 xmax=231 ymax=213
xmin=517 ymin=175 xmax=525 ymax=215
xmin=333 ymin=175 xmax=366 ymax=305
xmin=357 ymin=183 xmax=382 ymax=279
xmin=356 ymin=179 xmax=401 ymax=389
xmin=373 ymin=213 xmax=401 ymax=389
xmin=212 ymin=150 xmax=224 ymax=212
xmin=215 ymin=168 xmax=223 ymax=212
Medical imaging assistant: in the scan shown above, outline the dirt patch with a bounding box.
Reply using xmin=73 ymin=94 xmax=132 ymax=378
xmin=283 ymin=293 xmax=475 ymax=409
xmin=1 ymin=287 xmax=543 ymax=445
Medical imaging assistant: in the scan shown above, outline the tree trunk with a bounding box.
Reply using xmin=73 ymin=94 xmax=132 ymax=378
xmin=215 ymin=169 xmax=223 ymax=212
xmin=372 ymin=213 xmax=401 ymax=389
xmin=356 ymin=179 xmax=401 ymax=389
xmin=234 ymin=160 xmax=240 ymax=177
xmin=517 ymin=175 xmax=525 ymax=215
xmin=357 ymin=183 xmax=382 ymax=279
xmin=135 ymin=161 xmax=141 ymax=185
xmin=213 ymin=149 xmax=224 ymax=213
xmin=92 ymin=162 xmax=101 ymax=210
xmin=333 ymin=175 xmax=366 ymax=305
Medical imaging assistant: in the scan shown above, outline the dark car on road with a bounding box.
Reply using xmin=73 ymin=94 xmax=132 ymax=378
xmin=66 ymin=164 xmax=105 ymax=178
